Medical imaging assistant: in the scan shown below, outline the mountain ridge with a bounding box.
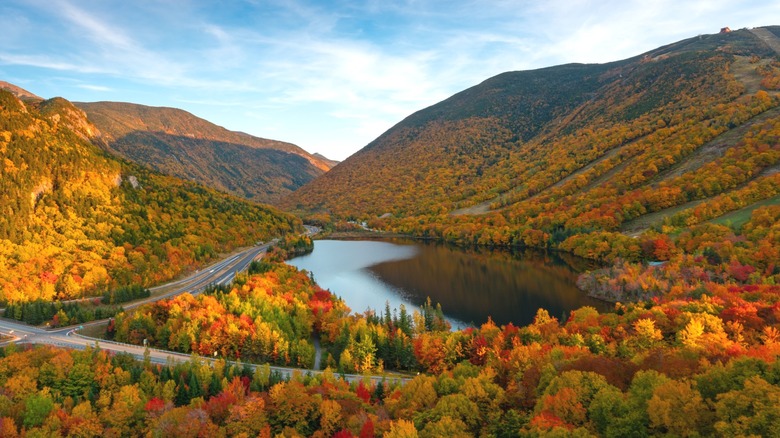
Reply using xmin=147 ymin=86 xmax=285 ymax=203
xmin=76 ymin=101 xmax=333 ymax=204
xmin=0 ymin=81 xmax=334 ymax=204
xmin=0 ymin=88 xmax=301 ymax=303
xmin=283 ymin=26 xmax=780 ymax=254
xmin=0 ymin=80 xmax=42 ymax=101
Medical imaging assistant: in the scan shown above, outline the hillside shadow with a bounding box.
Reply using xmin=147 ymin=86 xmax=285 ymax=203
xmin=108 ymin=131 xmax=322 ymax=203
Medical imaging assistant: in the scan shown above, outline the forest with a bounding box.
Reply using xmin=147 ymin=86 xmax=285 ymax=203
xmin=1 ymin=27 xmax=780 ymax=437
xmin=2 ymin=237 xmax=780 ymax=436
xmin=0 ymin=89 xmax=302 ymax=305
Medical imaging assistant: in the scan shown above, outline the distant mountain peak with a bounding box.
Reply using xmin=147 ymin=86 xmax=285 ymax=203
xmin=313 ymin=152 xmax=340 ymax=167
xmin=76 ymin=100 xmax=334 ymax=204
xmin=0 ymin=81 xmax=42 ymax=101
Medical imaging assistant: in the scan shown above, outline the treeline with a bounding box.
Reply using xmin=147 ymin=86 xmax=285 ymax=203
xmin=101 ymin=284 xmax=150 ymax=305
xmin=3 ymin=300 xmax=121 ymax=327
xmin=322 ymin=299 xmax=449 ymax=374
xmin=1 ymin=284 xmax=150 ymax=327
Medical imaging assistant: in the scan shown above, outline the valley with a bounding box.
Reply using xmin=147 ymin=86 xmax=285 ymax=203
xmin=0 ymin=25 xmax=779 ymax=437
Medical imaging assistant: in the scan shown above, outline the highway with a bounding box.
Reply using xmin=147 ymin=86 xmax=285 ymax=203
xmin=127 ymin=240 xmax=276 ymax=308
xmin=0 ymin=241 xmax=273 ymax=347
xmin=0 ymin=231 xmax=409 ymax=385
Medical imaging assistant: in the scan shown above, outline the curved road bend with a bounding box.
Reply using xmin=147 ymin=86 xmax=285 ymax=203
xmin=0 ymin=241 xmax=274 ymax=348
xmin=0 ymin=236 xmax=409 ymax=385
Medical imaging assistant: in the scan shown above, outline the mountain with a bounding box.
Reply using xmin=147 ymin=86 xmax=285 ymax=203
xmin=313 ymin=152 xmax=340 ymax=168
xmin=0 ymin=89 xmax=301 ymax=303
xmin=283 ymin=27 xmax=780 ymax=250
xmin=74 ymin=101 xmax=334 ymax=204
xmin=0 ymin=81 xmax=42 ymax=101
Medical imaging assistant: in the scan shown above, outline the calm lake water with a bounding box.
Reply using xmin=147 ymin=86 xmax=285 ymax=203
xmin=287 ymin=239 xmax=610 ymax=328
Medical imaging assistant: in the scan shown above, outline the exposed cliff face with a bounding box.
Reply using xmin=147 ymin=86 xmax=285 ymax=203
xmin=38 ymin=97 xmax=101 ymax=142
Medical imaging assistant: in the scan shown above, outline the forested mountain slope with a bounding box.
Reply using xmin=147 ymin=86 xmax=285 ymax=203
xmin=0 ymin=89 xmax=301 ymax=303
xmin=76 ymin=101 xmax=333 ymax=204
xmin=284 ymin=27 xmax=780 ymax=245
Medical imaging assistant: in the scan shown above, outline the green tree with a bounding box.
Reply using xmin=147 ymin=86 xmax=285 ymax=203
xmin=23 ymin=393 xmax=54 ymax=428
xmin=588 ymin=385 xmax=629 ymax=436
xmin=174 ymin=373 xmax=189 ymax=406
xmin=714 ymin=376 xmax=780 ymax=437
xmin=62 ymin=362 xmax=95 ymax=399
xmin=188 ymin=370 xmax=203 ymax=399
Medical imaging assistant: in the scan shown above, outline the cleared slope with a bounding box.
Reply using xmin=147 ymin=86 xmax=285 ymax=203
xmin=284 ymin=27 xmax=780 ymax=245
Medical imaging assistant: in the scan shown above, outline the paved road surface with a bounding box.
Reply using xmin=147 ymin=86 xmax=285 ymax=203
xmin=0 ymin=241 xmax=272 ymax=347
xmin=0 ymin=237 xmax=408 ymax=385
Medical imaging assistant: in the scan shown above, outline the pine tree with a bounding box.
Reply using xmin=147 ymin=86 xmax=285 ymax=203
xmin=208 ymin=373 xmax=222 ymax=397
xmin=373 ymin=379 xmax=385 ymax=404
xmin=175 ymin=373 xmax=190 ymax=406
xmin=188 ymin=370 xmax=203 ymax=399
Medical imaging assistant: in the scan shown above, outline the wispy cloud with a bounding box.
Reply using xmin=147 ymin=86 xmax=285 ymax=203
xmin=1 ymin=0 xmax=776 ymax=160
xmin=0 ymin=53 xmax=109 ymax=74
xmin=76 ymin=84 xmax=111 ymax=92
xmin=56 ymin=0 xmax=137 ymax=52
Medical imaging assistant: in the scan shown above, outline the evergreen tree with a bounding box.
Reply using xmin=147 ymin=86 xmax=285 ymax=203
xmin=175 ymin=373 xmax=190 ymax=406
xmin=373 ymin=379 xmax=385 ymax=404
xmin=398 ymin=304 xmax=412 ymax=336
xmin=188 ymin=370 xmax=203 ymax=399
xmin=208 ymin=372 xmax=222 ymax=397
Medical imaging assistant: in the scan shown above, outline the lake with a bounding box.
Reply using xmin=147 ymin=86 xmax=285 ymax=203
xmin=287 ymin=239 xmax=611 ymax=328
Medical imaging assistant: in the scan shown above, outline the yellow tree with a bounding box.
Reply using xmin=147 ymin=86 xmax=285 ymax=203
xmin=632 ymin=318 xmax=663 ymax=350
xmin=647 ymin=379 xmax=707 ymax=436
xmin=384 ymin=419 xmax=418 ymax=438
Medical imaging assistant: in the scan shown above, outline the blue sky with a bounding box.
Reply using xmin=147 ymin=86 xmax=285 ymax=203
xmin=1 ymin=1 xmax=777 ymax=160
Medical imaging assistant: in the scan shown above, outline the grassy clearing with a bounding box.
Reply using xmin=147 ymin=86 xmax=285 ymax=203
xmin=77 ymin=322 xmax=109 ymax=339
xmin=710 ymin=195 xmax=780 ymax=229
xmin=621 ymin=199 xmax=706 ymax=236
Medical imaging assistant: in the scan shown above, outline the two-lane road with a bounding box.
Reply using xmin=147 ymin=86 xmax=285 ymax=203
xmin=0 ymin=234 xmax=410 ymax=385
xmin=0 ymin=241 xmax=273 ymax=352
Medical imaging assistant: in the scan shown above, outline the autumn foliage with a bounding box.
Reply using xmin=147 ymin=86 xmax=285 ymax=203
xmin=0 ymin=90 xmax=301 ymax=304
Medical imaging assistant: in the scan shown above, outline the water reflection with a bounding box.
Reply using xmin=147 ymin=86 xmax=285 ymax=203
xmin=287 ymin=240 xmax=434 ymax=322
xmin=288 ymin=239 xmax=610 ymax=328
xmin=370 ymin=242 xmax=610 ymax=327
